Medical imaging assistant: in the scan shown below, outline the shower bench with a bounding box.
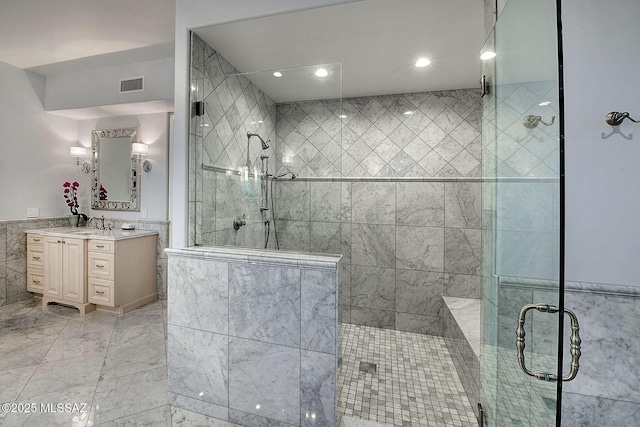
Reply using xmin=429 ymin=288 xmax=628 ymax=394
xmin=443 ymin=297 xmax=480 ymax=417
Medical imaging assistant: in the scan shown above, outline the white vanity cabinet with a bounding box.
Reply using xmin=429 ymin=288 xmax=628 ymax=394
xmin=42 ymin=236 xmax=91 ymax=313
xmin=87 ymin=235 xmax=157 ymax=315
xmin=27 ymin=227 xmax=158 ymax=315
xmin=26 ymin=233 xmax=45 ymax=293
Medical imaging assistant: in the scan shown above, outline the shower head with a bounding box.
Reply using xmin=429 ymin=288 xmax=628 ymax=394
xmin=247 ymin=132 xmax=270 ymax=150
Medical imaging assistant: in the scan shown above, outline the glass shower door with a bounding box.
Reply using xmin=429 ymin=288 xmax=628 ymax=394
xmin=481 ymin=0 xmax=567 ymax=425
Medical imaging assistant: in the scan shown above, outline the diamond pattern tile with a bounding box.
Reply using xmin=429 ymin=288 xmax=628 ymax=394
xmin=276 ymin=89 xmax=482 ymax=178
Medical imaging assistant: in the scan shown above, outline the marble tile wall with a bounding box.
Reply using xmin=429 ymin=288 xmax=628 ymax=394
xmin=167 ymin=249 xmax=340 ymax=426
xmin=0 ymin=217 xmax=170 ymax=308
xmin=561 ymin=281 xmax=640 ymax=427
xmin=275 ymin=179 xmax=482 ymax=335
xmin=188 ymin=35 xmax=484 ymax=337
xmin=0 ymin=217 xmax=69 ymax=307
xmin=276 ymin=90 xmax=482 ymax=179
xmin=189 ymin=33 xmax=277 ymax=246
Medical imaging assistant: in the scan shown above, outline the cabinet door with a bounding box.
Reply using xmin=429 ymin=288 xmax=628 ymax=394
xmin=43 ymin=238 xmax=63 ymax=298
xmin=62 ymin=238 xmax=86 ymax=303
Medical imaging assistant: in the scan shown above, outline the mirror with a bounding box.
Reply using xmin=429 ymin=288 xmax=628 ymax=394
xmin=91 ymin=127 xmax=141 ymax=211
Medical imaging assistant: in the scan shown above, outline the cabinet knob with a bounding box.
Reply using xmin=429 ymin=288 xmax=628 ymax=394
xmin=33 ymin=280 xmax=41 ymax=284
xmin=32 ymin=256 xmax=40 ymax=260
xmin=96 ymin=290 xmax=105 ymax=295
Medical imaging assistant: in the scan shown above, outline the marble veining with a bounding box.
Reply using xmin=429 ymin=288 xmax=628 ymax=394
xmin=301 ymin=350 xmax=336 ymax=427
xmin=229 ymin=264 xmax=301 ymax=347
xmin=229 ymin=338 xmax=300 ymax=425
xmin=301 ymin=270 xmax=337 ymax=354
xmin=168 ymin=325 xmax=229 ymax=406
xmin=168 ymin=256 xmax=228 ymax=334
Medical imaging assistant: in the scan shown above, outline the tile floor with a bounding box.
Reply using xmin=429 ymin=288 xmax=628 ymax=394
xmin=0 ymin=298 xmax=239 ymax=427
xmin=0 ymin=298 xmax=480 ymax=427
xmin=338 ymin=324 xmax=477 ymax=427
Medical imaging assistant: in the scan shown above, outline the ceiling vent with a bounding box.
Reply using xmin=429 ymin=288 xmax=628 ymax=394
xmin=119 ymin=76 xmax=145 ymax=93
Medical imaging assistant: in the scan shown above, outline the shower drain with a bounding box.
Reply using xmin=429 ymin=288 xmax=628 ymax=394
xmin=359 ymin=361 xmax=377 ymax=374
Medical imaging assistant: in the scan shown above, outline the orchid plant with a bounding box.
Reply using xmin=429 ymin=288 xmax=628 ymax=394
xmin=63 ymin=181 xmax=88 ymax=221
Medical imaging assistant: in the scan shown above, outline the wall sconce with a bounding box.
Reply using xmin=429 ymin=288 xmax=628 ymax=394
xmin=70 ymin=146 xmax=90 ymax=173
xmin=132 ymin=142 xmax=152 ymax=172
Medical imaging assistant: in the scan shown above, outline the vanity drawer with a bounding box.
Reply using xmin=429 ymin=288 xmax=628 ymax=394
xmin=27 ymin=270 xmax=44 ymax=293
xmin=88 ymin=240 xmax=114 ymax=253
xmin=88 ymin=278 xmax=115 ymax=306
xmin=88 ymin=252 xmax=115 ymax=280
xmin=27 ymin=234 xmax=44 ymax=246
xmin=27 ymin=247 xmax=44 ymax=268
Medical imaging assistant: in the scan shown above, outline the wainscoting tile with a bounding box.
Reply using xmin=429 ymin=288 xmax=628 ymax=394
xmin=6 ymin=258 xmax=28 ymax=304
xmin=563 ymin=290 xmax=640 ymax=402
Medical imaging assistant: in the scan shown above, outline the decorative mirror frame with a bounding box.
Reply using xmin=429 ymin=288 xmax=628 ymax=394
xmin=91 ymin=127 xmax=141 ymax=211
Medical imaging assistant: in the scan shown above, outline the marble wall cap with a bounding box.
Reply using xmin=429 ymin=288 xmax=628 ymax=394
xmin=166 ymin=246 xmax=342 ymax=270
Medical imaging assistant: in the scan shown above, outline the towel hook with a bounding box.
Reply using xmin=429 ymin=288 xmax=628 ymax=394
xmin=523 ymin=115 xmax=556 ymax=129
xmin=605 ymin=112 xmax=640 ymax=126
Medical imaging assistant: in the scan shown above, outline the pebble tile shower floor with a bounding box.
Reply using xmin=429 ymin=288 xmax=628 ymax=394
xmin=339 ymin=324 xmax=477 ymax=427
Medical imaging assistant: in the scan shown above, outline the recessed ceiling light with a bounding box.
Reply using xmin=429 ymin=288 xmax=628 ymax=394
xmin=480 ymin=51 xmax=497 ymax=60
xmin=539 ymin=101 xmax=551 ymax=106
xmin=415 ymin=58 xmax=430 ymax=68
xmin=315 ymin=68 xmax=328 ymax=78
xmin=273 ymin=71 xmax=282 ymax=77
xmin=339 ymin=114 xmax=347 ymax=119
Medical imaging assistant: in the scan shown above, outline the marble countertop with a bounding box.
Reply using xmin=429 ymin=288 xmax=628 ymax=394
xmin=25 ymin=227 xmax=158 ymax=241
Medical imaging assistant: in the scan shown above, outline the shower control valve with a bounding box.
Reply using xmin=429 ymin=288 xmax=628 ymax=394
xmin=233 ymin=214 xmax=246 ymax=230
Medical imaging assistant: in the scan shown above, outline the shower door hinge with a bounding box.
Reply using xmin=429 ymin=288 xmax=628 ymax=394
xmin=478 ymin=403 xmax=485 ymax=426
xmin=194 ymin=101 xmax=205 ymax=116
xmin=480 ymin=75 xmax=490 ymax=97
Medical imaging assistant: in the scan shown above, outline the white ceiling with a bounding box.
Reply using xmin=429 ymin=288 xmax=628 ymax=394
xmin=0 ymin=0 xmax=485 ymax=106
xmin=0 ymin=0 xmax=175 ymax=75
xmin=195 ymin=0 xmax=485 ymax=101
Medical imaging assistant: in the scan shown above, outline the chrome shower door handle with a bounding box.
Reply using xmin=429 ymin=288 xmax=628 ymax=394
xmin=516 ymin=303 xmax=582 ymax=382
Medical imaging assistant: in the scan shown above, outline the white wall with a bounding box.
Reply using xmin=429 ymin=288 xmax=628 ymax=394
xmin=0 ymin=61 xmax=79 ymax=220
xmin=171 ymin=0 xmax=363 ymax=247
xmin=78 ymin=113 xmax=170 ymax=221
xmin=564 ymin=0 xmax=640 ymax=286
xmin=45 ymin=58 xmax=174 ymax=112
